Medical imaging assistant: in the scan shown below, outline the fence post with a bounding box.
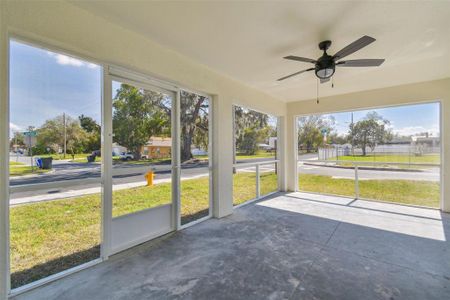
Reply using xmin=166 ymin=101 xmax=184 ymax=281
xmin=256 ymin=164 xmax=260 ymax=199
xmin=354 ymin=165 xmax=359 ymax=199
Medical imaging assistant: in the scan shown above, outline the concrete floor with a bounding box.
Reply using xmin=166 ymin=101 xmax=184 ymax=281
xmin=14 ymin=192 xmax=450 ymax=300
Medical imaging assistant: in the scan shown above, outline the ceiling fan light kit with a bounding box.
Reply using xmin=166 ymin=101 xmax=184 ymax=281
xmin=278 ymin=35 xmax=385 ymax=83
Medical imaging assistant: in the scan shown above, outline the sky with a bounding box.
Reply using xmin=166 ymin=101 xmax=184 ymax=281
xmin=324 ymin=102 xmax=440 ymax=137
xmin=9 ymin=40 xmax=440 ymax=138
xmin=9 ymin=40 xmax=101 ymax=135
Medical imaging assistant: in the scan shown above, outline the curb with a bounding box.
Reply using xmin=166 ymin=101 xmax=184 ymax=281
xmin=303 ymin=162 xmax=424 ymax=173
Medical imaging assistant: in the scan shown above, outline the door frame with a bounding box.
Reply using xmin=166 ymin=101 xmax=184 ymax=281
xmin=107 ymin=70 xmax=180 ymax=254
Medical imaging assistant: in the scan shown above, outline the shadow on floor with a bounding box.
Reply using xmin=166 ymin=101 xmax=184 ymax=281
xmin=11 ymin=245 xmax=100 ymax=289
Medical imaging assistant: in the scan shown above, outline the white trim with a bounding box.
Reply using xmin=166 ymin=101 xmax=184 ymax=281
xmin=0 ymin=2 xmax=10 ymax=296
xmin=173 ymin=90 xmax=181 ymax=230
xmin=101 ymin=68 xmax=113 ymax=259
xmin=9 ymin=258 xmax=103 ymax=298
xmin=439 ymin=100 xmax=444 ymax=211
xmin=208 ymin=95 xmax=214 ymax=220
xmin=108 ymin=66 xmax=179 ymax=93
xmin=293 ymin=116 xmax=299 ymax=192
xmin=179 ymin=91 xmax=214 ymax=226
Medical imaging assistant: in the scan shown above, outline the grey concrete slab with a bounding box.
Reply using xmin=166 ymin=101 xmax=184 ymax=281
xmin=327 ymin=221 xmax=450 ymax=277
xmin=13 ymin=192 xmax=450 ymax=300
xmin=291 ymin=247 xmax=450 ymax=300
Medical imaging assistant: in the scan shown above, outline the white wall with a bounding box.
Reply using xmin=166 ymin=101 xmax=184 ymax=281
xmin=286 ymin=78 xmax=450 ymax=212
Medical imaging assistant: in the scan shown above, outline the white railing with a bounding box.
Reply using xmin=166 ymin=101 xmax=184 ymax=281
xmin=297 ymin=159 xmax=441 ymax=200
xmin=233 ymin=159 xmax=280 ymax=206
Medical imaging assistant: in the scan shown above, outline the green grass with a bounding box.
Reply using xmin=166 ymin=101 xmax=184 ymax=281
xmin=299 ymin=174 xmax=440 ymax=208
xmin=40 ymin=153 xmax=92 ymax=160
xmin=9 ymin=162 xmax=50 ymax=176
xmin=335 ymin=154 xmax=440 ymax=164
xmin=232 ymin=171 xmax=278 ymax=206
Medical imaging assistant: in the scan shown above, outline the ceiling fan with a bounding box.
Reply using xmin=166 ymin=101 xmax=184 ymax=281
xmin=277 ymin=35 xmax=385 ymax=83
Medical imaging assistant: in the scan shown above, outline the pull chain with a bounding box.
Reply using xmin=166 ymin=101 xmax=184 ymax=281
xmin=332 ymin=76 xmax=334 ymax=88
xmin=316 ymin=78 xmax=319 ymax=104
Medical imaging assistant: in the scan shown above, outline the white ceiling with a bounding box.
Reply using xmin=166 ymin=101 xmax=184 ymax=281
xmin=71 ymin=1 xmax=450 ymax=102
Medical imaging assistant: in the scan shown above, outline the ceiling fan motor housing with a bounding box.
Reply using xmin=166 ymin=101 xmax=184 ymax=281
xmin=315 ymin=54 xmax=335 ymax=79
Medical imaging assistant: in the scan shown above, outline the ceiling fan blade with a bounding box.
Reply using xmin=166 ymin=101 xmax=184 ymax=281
xmin=277 ymin=68 xmax=315 ymax=81
xmin=333 ymin=36 xmax=376 ymax=60
xmin=337 ymin=59 xmax=385 ymax=67
xmin=320 ymin=77 xmax=330 ymax=84
xmin=283 ymin=55 xmax=316 ymax=63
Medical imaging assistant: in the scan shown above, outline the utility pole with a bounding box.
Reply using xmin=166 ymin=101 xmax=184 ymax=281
xmin=63 ymin=112 xmax=67 ymax=159
xmin=351 ymin=112 xmax=354 ymax=156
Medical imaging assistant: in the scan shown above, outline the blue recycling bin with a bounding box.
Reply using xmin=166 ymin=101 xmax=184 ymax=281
xmin=35 ymin=157 xmax=43 ymax=169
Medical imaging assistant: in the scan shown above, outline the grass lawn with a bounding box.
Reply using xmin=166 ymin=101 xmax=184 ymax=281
xmin=335 ymin=154 xmax=440 ymax=164
xmin=40 ymin=153 xmax=92 ymax=161
xmin=9 ymin=162 xmax=49 ymax=176
xmin=299 ymin=174 xmax=440 ymax=208
xmin=232 ymin=171 xmax=278 ymax=206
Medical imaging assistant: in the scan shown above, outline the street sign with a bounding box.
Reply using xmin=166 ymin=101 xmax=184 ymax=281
xmin=24 ymin=136 xmax=36 ymax=148
xmin=23 ymin=131 xmax=37 ymax=137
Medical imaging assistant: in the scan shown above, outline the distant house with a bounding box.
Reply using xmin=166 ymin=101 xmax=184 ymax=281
xmin=112 ymin=143 xmax=127 ymax=156
xmin=144 ymin=137 xmax=172 ymax=159
xmin=411 ymin=135 xmax=440 ymax=148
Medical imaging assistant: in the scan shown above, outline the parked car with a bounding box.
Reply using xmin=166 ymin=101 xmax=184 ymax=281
xmin=119 ymin=152 xmax=134 ymax=161
xmin=91 ymin=150 xmax=101 ymax=157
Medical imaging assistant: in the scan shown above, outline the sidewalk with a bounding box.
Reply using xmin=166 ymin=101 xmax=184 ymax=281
xmin=10 ymin=174 xmax=209 ymax=205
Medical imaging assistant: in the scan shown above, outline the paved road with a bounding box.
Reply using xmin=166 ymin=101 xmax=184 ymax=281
xmin=9 ymin=157 xmax=439 ymax=202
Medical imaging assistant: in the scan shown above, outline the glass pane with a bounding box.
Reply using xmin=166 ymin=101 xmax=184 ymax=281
xmin=233 ymin=165 xmax=256 ymax=206
xmin=260 ymin=163 xmax=278 ymax=196
xmin=180 ymin=91 xmax=210 ymax=225
xmin=111 ymin=81 xmax=172 ymax=217
xmin=9 ymin=40 xmax=101 ymax=288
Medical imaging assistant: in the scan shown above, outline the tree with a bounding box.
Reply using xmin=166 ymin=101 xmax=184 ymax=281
xmin=297 ymin=115 xmax=335 ymax=152
xmin=36 ymin=114 xmax=88 ymax=156
xmin=9 ymin=131 xmax=25 ymax=150
xmin=179 ymin=91 xmax=209 ymax=161
xmin=145 ymin=90 xmax=209 ymax=162
xmin=79 ymin=114 xmax=101 ymax=153
xmin=349 ymin=112 xmax=392 ymax=155
xmin=234 ymin=107 xmax=272 ymax=154
xmin=113 ymin=84 xmax=169 ymax=159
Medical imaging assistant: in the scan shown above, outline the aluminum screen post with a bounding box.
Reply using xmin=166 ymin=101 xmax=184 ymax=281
xmin=354 ymin=165 xmax=359 ymax=199
xmin=256 ymin=164 xmax=261 ymax=199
